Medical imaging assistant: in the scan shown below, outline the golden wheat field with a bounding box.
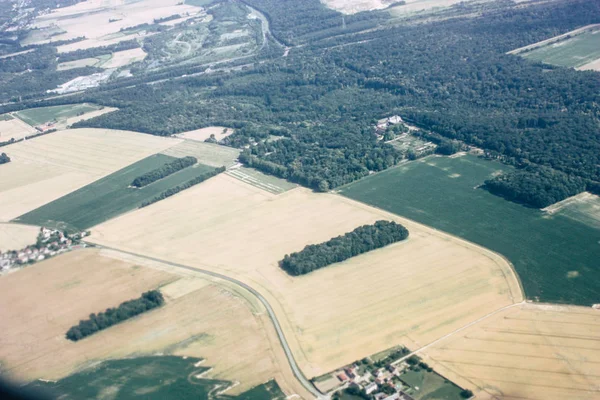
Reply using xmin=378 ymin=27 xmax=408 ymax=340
xmin=421 ymin=303 xmax=600 ymax=400
xmin=0 ymin=248 xmax=310 ymax=398
xmin=88 ymin=173 xmax=522 ymax=378
xmin=0 ymin=128 xmax=179 ymax=221
xmin=0 ymin=116 xmax=36 ymax=141
xmin=0 ymin=223 xmax=39 ymax=251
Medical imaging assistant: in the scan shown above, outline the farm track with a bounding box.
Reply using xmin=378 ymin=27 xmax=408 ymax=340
xmin=84 ymin=242 xmax=328 ymax=400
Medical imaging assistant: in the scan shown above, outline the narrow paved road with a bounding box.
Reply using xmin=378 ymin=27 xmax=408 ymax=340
xmin=89 ymin=243 xmax=326 ymax=400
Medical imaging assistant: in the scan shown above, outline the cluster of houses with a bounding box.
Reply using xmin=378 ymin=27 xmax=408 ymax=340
xmin=35 ymin=121 xmax=56 ymax=133
xmin=333 ymin=362 xmax=415 ymax=400
xmin=0 ymin=227 xmax=87 ymax=272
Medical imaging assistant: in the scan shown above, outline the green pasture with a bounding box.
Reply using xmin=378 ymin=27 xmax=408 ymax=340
xmin=28 ymin=356 xmax=285 ymax=400
xmin=521 ymin=29 xmax=600 ymax=68
xmin=15 ymin=104 xmax=101 ymax=126
xmin=15 ymin=154 xmax=215 ymax=230
xmin=226 ymin=167 xmax=296 ymax=194
xmin=400 ymin=369 xmax=464 ymax=400
xmin=341 ymin=154 xmax=600 ymax=305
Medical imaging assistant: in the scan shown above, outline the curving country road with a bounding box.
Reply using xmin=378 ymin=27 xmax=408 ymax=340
xmin=88 ymin=243 xmax=326 ymax=400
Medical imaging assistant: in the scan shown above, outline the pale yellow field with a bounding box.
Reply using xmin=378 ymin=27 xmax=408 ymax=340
xmin=101 ymin=47 xmax=148 ymax=68
xmin=161 ymin=140 xmax=240 ymax=167
xmin=0 ymin=223 xmax=39 ymax=251
xmin=422 ymin=303 xmax=600 ymax=400
xmin=321 ymin=0 xmax=469 ymax=14
xmin=27 ymin=0 xmax=203 ymax=50
xmin=174 ymin=126 xmax=235 ymax=143
xmin=577 ymin=57 xmax=600 ymax=71
xmin=89 ymin=174 xmax=522 ymax=378
xmin=0 ymin=128 xmax=180 ymax=221
xmin=0 ymin=116 xmax=37 ymax=141
xmin=0 ymin=248 xmax=310 ymax=398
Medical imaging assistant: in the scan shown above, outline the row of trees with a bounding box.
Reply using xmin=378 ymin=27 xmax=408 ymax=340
xmin=65 ymin=290 xmax=165 ymax=341
xmin=0 ymin=153 xmax=10 ymax=164
xmin=483 ymin=165 xmax=587 ymax=208
xmin=131 ymin=156 xmax=197 ymax=188
xmin=280 ymin=221 xmax=409 ymax=276
xmin=140 ymin=166 xmax=226 ymax=207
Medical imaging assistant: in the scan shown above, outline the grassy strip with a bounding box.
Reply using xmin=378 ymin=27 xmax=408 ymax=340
xmin=66 ymin=291 xmax=164 ymax=341
xmin=140 ymin=166 xmax=226 ymax=207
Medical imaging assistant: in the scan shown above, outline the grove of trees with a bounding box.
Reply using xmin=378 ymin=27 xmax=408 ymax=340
xmin=131 ymin=156 xmax=197 ymax=188
xmin=280 ymin=220 xmax=409 ymax=276
xmin=0 ymin=152 xmax=10 ymax=164
xmin=65 ymin=290 xmax=165 ymax=341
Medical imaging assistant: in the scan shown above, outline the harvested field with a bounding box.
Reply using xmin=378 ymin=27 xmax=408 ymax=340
xmin=321 ymin=0 xmax=471 ymax=15
xmin=56 ymin=56 xmax=107 ymax=71
xmin=174 ymin=126 xmax=235 ymax=143
xmin=0 ymin=223 xmax=39 ymax=251
xmin=100 ymin=47 xmax=147 ymax=69
xmin=26 ymin=0 xmax=203 ymax=51
xmin=422 ymin=303 xmax=600 ymax=399
xmin=88 ymin=173 xmax=521 ymax=378
xmin=15 ymin=155 xmax=215 ymax=230
xmin=0 ymin=116 xmax=36 ymax=141
xmin=15 ymin=104 xmax=101 ymax=127
xmin=0 ymin=128 xmax=178 ymax=221
xmin=161 ymin=140 xmax=240 ymax=168
xmin=0 ymin=248 xmax=309 ymax=398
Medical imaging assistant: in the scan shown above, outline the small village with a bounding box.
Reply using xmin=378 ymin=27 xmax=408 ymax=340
xmin=314 ymin=346 xmax=472 ymax=400
xmin=0 ymin=227 xmax=88 ymax=272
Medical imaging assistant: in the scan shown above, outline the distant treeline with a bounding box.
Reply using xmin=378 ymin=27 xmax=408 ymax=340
xmin=483 ymin=165 xmax=587 ymax=208
xmin=280 ymin=220 xmax=409 ymax=276
xmin=0 ymin=152 xmax=10 ymax=164
xmin=154 ymin=14 xmax=181 ymax=24
xmin=58 ymin=39 xmax=140 ymax=63
xmin=65 ymin=290 xmax=165 ymax=341
xmin=131 ymin=156 xmax=197 ymax=188
xmin=140 ymin=166 xmax=226 ymax=207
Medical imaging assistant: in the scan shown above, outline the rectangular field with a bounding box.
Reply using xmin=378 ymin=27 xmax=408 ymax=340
xmin=422 ymin=303 xmax=600 ymax=400
xmin=15 ymin=104 xmax=102 ymax=127
xmin=161 ymin=140 xmax=241 ymax=168
xmin=88 ymin=173 xmax=521 ymax=378
xmin=341 ymin=155 xmax=600 ymax=306
xmin=226 ymin=166 xmax=297 ymax=194
xmin=15 ymin=155 xmax=215 ymax=230
xmin=0 ymin=116 xmax=37 ymax=141
xmin=0 ymin=128 xmax=179 ymax=221
xmin=0 ymin=223 xmax=39 ymax=251
xmin=519 ymin=27 xmax=600 ymax=69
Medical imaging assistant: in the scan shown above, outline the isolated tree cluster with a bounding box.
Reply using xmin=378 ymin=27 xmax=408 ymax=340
xmin=280 ymin=220 xmax=409 ymax=276
xmin=0 ymin=152 xmax=10 ymax=164
xmin=65 ymin=290 xmax=164 ymax=341
xmin=131 ymin=156 xmax=197 ymax=188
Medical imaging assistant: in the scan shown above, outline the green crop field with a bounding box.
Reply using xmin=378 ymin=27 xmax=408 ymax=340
xmin=341 ymin=155 xmax=600 ymax=305
xmin=400 ymin=369 xmax=463 ymax=400
xmin=0 ymin=113 xmax=13 ymax=121
xmin=521 ymin=29 xmax=600 ymax=68
xmin=15 ymin=154 xmax=216 ymax=230
xmin=27 ymin=356 xmax=285 ymax=400
xmin=226 ymin=167 xmax=297 ymax=194
xmin=15 ymin=104 xmax=101 ymax=126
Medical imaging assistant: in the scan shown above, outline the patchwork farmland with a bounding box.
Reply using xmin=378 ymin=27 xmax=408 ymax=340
xmin=88 ymin=173 xmax=521 ymax=379
xmin=0 ymin=128 xmax=177 ymax=221
xmin=15 ymin=104 xmax=103 ymax=127
xmin=341 ymin=155 xmax=600 ymax=306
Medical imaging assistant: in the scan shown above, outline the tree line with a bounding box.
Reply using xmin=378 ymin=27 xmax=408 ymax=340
xmin=483 ymin=165 xmax=587 ymax=208
xmin=280 ymin=220 xmax=409 ymax=276
xmin=131 ymin=156 xmax=197 ymax=188
xmin=65 ymin=290 xmax=165 ymax=341
xmin=140 ymin=166 xmax=226 ymax=207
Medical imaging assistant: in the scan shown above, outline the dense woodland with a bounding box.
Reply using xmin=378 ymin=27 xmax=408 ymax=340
xmin=131 ymin=156 xmax=197 ymax=188
xmin=280 ymin=220 xmax=409 ymax=276
xmin=0 ymin=152 xmax=10 ymax=164
xmin=65 ymin=290 xmax=164 ymax=341
xmin=1 ymin=0 xmax=599 ymax=193
xmin=140 ymin=166 xmax=225 ymax=207
xmin=483 ymin=165 xmax=587 ymax=208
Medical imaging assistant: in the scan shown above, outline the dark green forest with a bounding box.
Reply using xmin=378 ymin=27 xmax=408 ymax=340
xmin=483 ymin=165 xmax=587 ymax=208
xmin=131 ymin=156 xmax=197 ymax=188
xmin=280 ymin=220 xmax=409 ymax=276
xmin=65 ymin=290 xmax=165 ymax=341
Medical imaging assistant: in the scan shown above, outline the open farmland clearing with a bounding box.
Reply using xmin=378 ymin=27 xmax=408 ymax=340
xmin=226 ymin=166 xmax=297 ymax=194
xmin=0 ymin=223 xmax=39 ymax=251
xmin=15 ymin=155 xmax=215 ymax=230
xmin=0 ymin=115 xmax=36 ymax=141
xmin=174 ymin=126 xmax=235 ymax=143
xmin=422 ymin=303 xmax=600 ymax=399
xmin=88 ymin=173 xmax=521 ymax=378
xmin=341 ymin=155 xmax=600 ymax=306
xmin=0 ymin=128 xmax=178 ymax=221
xmin=14 ymin=104 xmax=103 ymax=127
xmin=0 ymin=248 xmax=310 ymax=398
xmin=161 ymin=140 xmax=240 ymax=168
